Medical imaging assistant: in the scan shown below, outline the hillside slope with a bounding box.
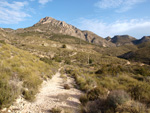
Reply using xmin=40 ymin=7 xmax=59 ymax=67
xmin=0 ymin=41 xmax=58 ymax=108
xmin=119 ymin=42 xmax=150 ymax=64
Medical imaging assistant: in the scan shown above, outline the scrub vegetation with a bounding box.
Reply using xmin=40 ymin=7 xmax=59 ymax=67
xmin=0 ymin=42 xmax=58 ymax=108
xmin=0 ymin=27 xmax=150 ymax=112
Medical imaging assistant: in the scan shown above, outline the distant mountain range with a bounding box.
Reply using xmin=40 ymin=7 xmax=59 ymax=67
xmin=105 ymin=35 xmax=150 ymax=46
xmin=13 ymin=17 xmax=115 ymax=47
xmin=1 ymin=17 xmax=150 ymax=47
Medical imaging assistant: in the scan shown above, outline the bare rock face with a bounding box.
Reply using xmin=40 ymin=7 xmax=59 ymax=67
xmin=39 ymin=17 xmax=54 ymax=24
xmin=31 ymin=17 xmax=115 ymax=47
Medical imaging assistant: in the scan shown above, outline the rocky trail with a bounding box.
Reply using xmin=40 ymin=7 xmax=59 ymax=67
xmin=6 ymin=69 xmax=82 ymax=113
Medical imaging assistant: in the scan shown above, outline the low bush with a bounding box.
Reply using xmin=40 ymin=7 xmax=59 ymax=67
xmin=107 ymin=90 xmax=131 ymax=108
xmin=22 ymin=89 xmax=35 ymax=101
xmin=64 ymin=59 xmax=71 ymax=65
xmin=82 ymin=96 xmax=147 ymax=113
xmin=0 ymin=40 xmax=6 ymax=44
xmin=53 ymin=55 xmax=62 ymax=62
xmin=75 ymin=76 xmax=89 ymax=91
xmin=79 ymin=95 xmax=88 ymax=106
xmin=0 ymin=80 xmax=18 ymax=108
xmin=134 ymin=66 xmax=150 ymax=77
xmin=116 ymin=101 xmax=147 ymax=113
xmin=128 ymin=83 xmax=150 ymax=103
xmin=95 ymin=64 xmax=122 ymax=76
xmin=87 ymin=87 xmax=107 ymax=101
xmin=40 ymin=57 xmax=53 ymax=65
xmin=62 ymin=44 xmax=67 ymax=48
xmin=82 ymin=98 xmax=108 ymax=113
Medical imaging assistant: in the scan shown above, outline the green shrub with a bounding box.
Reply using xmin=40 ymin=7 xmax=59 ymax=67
xmin=65 ymin=59 xmax=71 ymax=65
xmin=79 ymin=95 xmax=89 ymax=106
xmin=53 ymin=55 xmax=62 ymax=62
xmin=116 ymin=101 xmax=147 ymax=113
xmin=65 ymin=68 xmax=77 ymax=76
xmin=0 ymin=80 xmax=18 ymax=108
xmin=134 ymin=66 xmax=150 ymax=77
xmin=62 ymin=44 xmax=67 ymax=48
xmin=0 ymin=40 xmax=6 ymax=44
xmin=22 ymin=89 xmax=35 ymax=101
xmin=87 ymin=87 xmax=106 ymax=101
xmin=40 ymin=57 xmax=52 ymax=65
xmin=95 ymin=64 xmax=125 ymax=76
xmin=82 ymin=98 xmax=108 ymax=113
xmin=129 ymin=83 xmax=150 ymax=102
xmin=75 ymin=76 xmax=89 ymax=91
xmin=107 ymin=90 xmax=131 ymax=108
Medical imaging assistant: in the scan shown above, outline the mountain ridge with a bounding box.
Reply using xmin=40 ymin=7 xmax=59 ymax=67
xmin=13 ymin=17 xmax=115 ymax=47
xmin=106 ymin=35 xmax=150 ymax=46
xmin=1 ymin=17 xmax=150 ymax=47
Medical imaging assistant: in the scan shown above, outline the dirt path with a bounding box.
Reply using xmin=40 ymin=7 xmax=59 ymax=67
xmin=8 ymin=69 xmax=82 ymax=113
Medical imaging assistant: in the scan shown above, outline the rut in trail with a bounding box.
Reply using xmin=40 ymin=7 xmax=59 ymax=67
xmin=9 ymin=69 xmax=82 ymax=113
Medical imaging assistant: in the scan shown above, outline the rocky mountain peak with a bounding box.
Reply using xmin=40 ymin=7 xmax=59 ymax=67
xmin=105 ymin=36 xmax=111 ymax=41
xmin=38 ymin=17 xmax=55 ymax=24
xmin=37 ymin=16 xmax=67 ymax=27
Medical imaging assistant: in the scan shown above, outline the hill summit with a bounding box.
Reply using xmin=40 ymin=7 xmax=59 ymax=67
xmin=111 ymin=35 xmax=136 ymax=46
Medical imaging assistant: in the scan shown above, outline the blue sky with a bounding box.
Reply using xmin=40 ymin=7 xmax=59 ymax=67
xmin=0 ymin=0 xmax=150 ymax=38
